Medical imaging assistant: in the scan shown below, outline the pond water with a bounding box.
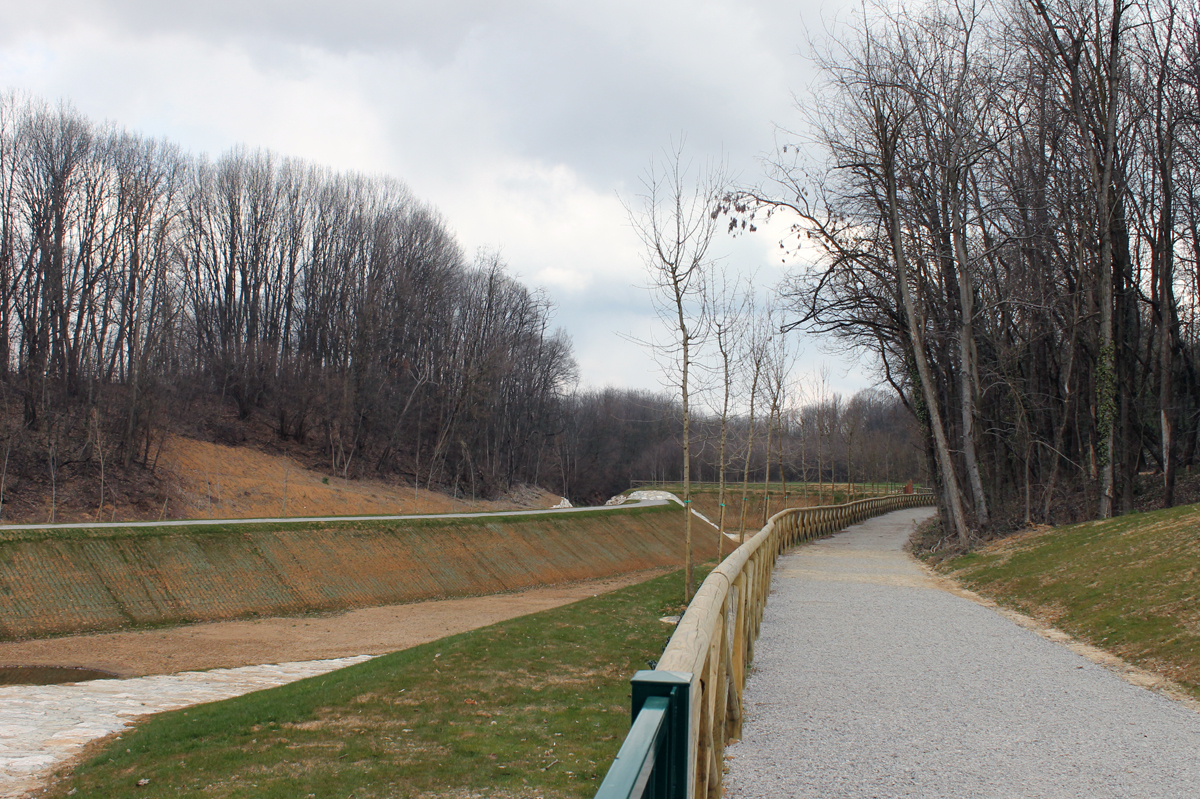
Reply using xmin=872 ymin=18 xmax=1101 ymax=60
xmin=0 ymin=666 xmax=117 ymax=685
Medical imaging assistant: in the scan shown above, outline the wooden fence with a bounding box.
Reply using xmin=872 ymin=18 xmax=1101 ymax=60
xmin=595 ymin=491 xmax=936 ymax=799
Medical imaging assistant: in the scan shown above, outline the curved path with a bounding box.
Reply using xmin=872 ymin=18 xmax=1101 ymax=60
xmin=725 ymin=508 xmax=1200 ymax=799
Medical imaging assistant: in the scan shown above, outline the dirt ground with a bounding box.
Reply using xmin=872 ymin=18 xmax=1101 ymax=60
xmin=0 ymin=433 xmax=564 ymax=526
xmin=159 ymin=437 xmax=560 ymax=519
xmin=0 ymin=569 xmax=670 ymax=678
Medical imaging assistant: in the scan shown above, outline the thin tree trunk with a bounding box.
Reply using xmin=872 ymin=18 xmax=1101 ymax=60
xmin=881 ymin=120 xmax=971 ymax=545
xmin=738 ymin=369 xmax=761 ymax=543
xmin=716 ymin=366 xmax=730 ymax=560
xmin=677 ymin=297 xmax=694 ymax=601
xmin=951 ymin=206 xmax=990 ymax=525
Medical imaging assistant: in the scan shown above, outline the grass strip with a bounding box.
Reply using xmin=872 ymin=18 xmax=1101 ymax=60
xmin=48 ymin=567 xmax=702 ymax=799
xmin=0 ymin=502 xmax=675 ymax=544
xmin=629 ymin=481 xmax=907 ymax=495
xmin=933 ymin=501 xmax=1200 ymax=697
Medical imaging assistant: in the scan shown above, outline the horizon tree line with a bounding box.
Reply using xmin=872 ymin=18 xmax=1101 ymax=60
xmin=0 ymin=93 xmax=575 ymax=516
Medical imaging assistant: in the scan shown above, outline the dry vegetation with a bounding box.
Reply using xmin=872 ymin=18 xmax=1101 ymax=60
xmin=0 ymin=420 xmax=560 ymax=526
xmin=160 ymin=437 xmax=559 ymax=520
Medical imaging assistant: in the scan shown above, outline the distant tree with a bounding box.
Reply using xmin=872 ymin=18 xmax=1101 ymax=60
xmin=705 ymin=269 xmax=752 ymax=558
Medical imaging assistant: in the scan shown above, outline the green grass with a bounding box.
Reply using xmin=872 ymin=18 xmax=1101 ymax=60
xmin=935 ymin=502 xmax=1200 ymax=696
xmin=0 ymin=502 xmax=674 ymax=545
xmin=629 ymin=481 xmax=907 ymax=496
xmin=48 ymin=566 xmax=704 ymax=799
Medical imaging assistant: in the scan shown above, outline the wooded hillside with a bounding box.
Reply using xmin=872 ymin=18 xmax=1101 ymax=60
xmin=0 ymin=95 xmax=928 ymax=520
xmin=0 ymin=95 xmax=574 ymax=512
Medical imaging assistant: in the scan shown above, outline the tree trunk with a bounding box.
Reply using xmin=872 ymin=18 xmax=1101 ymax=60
xmin=880 ymin=119 xmax=971 ymax=545
xmin=951 ymin=200 xmax=990 ymax=525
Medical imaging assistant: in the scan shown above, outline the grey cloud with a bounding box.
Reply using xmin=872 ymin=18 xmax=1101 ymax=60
xmin=7 ymin=1 xmax=820 ymax=182
xmin=4 ymin=1 xmax=508 ymax=62
xmin=0 ymin=0 xmax=865 ymax=394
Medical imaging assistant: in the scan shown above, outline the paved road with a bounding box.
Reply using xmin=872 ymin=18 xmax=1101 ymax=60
xmin=725 ymin=508 xmax=1200 ymax=798
xmin=0 ymin=498 xmax=668 ymax=532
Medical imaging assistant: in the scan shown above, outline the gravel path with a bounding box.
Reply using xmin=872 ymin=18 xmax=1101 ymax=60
xmin=724 ymin=507 xmax=1200 ymax=798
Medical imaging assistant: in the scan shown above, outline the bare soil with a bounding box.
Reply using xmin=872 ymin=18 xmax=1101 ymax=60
xmin=160 ymin=437 xmax=560 ymax=519
xmin=0 ymin=431 xmax=561 ymax=526
xmin=0 ymin=569 xmax=669 ymax=678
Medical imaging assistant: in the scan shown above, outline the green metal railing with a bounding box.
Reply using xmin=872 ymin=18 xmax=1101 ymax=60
xmin=594 ymin=671 xmax=690 ymax=799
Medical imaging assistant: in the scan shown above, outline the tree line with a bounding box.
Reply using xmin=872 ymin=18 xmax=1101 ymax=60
xmin=0 ymin=93 xmax=928 ymax=520
xmin=732 ymin=0 xmax=1200 ymax=543
xmin=558 ymin=386 xmax=927 ymax=505
xmin=0 ymin=94 xmax=575 ymax=513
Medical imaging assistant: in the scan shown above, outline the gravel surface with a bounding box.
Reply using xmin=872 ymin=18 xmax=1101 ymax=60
xmin=0 ymin=655 xmax=374 ymax=798
xmin=724 ymin=507 xmax=1200 ymax=798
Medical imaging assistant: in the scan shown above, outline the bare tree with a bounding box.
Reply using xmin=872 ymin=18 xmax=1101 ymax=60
xmin=626 ymin=140 xmax=723 ymax=601
xmin=737 ymin=310 xmax=771 ymax=540
xmin=1024 ymin=0 xmax=1137 ymax=517
xmin=761 ymin=316 xmax=798 ymax=519
xmin=706 ymin=269 xmax=752 ymax=558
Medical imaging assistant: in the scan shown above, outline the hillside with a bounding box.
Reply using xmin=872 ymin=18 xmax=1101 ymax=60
xmin=935 ymin=501 xmax=1200 ymax=697
xmin=160 ymin=437 xmax=559 ymax=519
xmin=0 ymin=433 xmax=560 ymax=526
xmin=0 ymin=503 xmax=712 ymax=640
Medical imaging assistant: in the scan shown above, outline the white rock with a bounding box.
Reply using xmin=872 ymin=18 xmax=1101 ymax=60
xmin=0 ymin=654 xmax=375 ymax=797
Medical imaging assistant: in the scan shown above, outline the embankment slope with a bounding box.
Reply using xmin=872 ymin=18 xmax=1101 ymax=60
xmin=0 ymin=504 xmax=709 ymax=640
xmin=936 ymin=500 xmax=1200 ymax=696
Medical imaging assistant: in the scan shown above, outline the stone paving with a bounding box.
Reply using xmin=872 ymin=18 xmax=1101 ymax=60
xmin=0 ymin=655 xmax=374 ymax=798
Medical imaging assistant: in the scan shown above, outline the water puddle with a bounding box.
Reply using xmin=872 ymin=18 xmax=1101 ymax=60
xmin=0 ymin=666 xmax=118 ymax=685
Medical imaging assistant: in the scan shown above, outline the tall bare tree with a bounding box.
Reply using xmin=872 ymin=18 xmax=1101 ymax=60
xmin=706 ymin=269 xmax=752 ymax=558
xmin=626 ymin=141 xmax=723 ymax=600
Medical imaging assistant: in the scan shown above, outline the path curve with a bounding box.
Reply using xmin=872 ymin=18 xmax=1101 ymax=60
xmin=725 ymin=507 xmax=1200 ymax=798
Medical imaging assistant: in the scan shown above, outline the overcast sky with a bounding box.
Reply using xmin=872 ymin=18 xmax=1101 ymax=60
xmin=0 ymin=0 xmax=874 ymax=401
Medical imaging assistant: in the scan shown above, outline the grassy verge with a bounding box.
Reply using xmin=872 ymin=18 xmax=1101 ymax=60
xmin=629 ymin=481 xmax=907 ymax=496
xmin=48 ymin=567 xmax=704 ymax=799
xmin=0 ymin=502 xmax=674 ymax=544
xmin=933 ymin=501 xmax=1200 ymax=697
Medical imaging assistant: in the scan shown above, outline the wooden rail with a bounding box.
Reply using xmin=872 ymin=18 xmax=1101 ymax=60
xmin=595 ymin=492 xmax=936 ymax=799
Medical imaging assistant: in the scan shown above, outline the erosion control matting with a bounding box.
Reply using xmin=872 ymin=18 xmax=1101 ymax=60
xmin=0 ymin=504 xmax=708 ymax=640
